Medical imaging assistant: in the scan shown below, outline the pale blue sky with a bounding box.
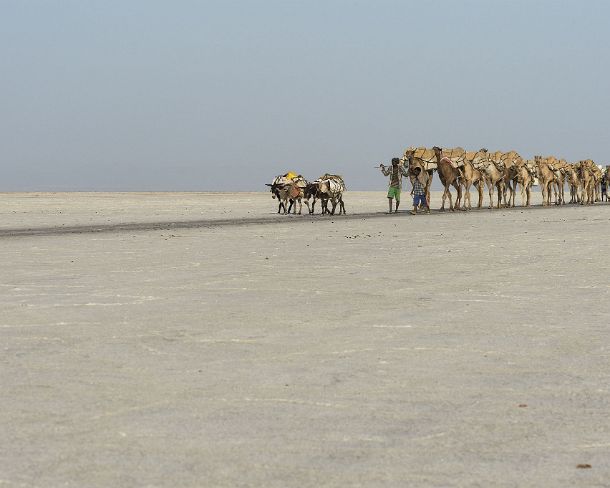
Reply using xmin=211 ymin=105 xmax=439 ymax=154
xmin=1 ymin=0 xmax=609 ymax=191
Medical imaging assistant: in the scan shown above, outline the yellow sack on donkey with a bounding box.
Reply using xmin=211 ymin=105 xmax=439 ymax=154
xmin=284 ymin=171 xmax=298 ymax=180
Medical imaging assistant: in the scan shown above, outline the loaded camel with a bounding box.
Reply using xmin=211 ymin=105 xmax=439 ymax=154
xmin=498 ymin=151 xmax=521 ymax=207
xmin=533 ymin=156 xmax=560 ymax=206
xmin=457 ymin=148 xmax=487 ymax=210
xmin=402 ymin=147 xmax=437 ymax=208
xmin=478 ymin=152 xmax=507 ymax=209
xmin=513 ymin=159 xmax=537 ymax=207
xmin=432 ymin=146 xmax=464 ymax=211
xmin=565 ymin=163 xmax=581 ymax=204
xmin=577 ymin=160 xmax=596 ymax=205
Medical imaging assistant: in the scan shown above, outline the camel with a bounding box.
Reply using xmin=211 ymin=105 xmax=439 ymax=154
xmin=478 ymin=151 xmax=507 ymax=209
xmin=550 ymin=158 xmax=569 ymax=205
xmin=545 ymin=156 xmax=564 ymax=205
xmin=591 ymin=163 xmax=603 ymax=202
xmin=498 ymin=151 xmax=522 ymax=207
xmin=402 ymin=147 xmax=437 ymax=207
xmin=534 ymin=156 xmax=562 ymax=206
xmin=564 ymin=163 xmax=581 ymax=204
xmin=577 ymin=160 xmax=595 ymax=205
xmin=512 ymin=158 xmax=536 ymax=207
xmin=558 ymin=160 xmax=572 ymax=205
xmin=458 ymin=148 xmax=487 ymax=209
xmin=585 ymin=161 xmax=602 ymax=203
xmin=432 ymin=146 xmax=464 ymax=211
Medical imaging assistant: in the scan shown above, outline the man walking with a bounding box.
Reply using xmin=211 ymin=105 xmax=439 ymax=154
xmin=410 ymin=166 xmax=430 ymax=215
xmin=380 ymin=157 xmax=408 ymax=213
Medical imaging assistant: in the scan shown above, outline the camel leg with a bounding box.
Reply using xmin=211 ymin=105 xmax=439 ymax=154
xmin=454 ymin=180 xmax=464 ymax=210
xmin=447 ymin=186 xmax=454 ymax=211
xmin=512 ymin=181 xmax=517 ymax=207
xmin=454 ymin=182 xmax=463 ymax=210
xmin=488 ymin=182 xmax=494 ymax=209
xmin=476 ymin=182 xmax=483 ymax=208
xmin=542 ymin=183 xmax=548 ymax=206
xmin=463 ymin=182 xmax=471 ymax=210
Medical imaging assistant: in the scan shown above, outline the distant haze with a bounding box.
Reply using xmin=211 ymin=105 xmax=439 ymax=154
xmin=2 ymin=0 xmax=609 ymax=191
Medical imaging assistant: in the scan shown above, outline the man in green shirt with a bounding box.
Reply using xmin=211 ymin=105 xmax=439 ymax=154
xmin=380 ymin=157 xmax=408 ymax=213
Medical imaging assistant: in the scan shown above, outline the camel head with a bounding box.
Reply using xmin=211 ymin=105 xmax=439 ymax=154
xmin=432 ymin=146 xmax=442 ymax=154
xmin=525 ymin=160 xmax=538 ymax=177
xmin=408 ymin=158 xmax=426 ymax=176
xmin=479 ymin=148 xmax=488 ymax=153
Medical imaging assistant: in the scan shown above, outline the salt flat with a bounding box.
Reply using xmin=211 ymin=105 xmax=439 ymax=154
xmin=1 ymin=192 xmax=610 ymax=487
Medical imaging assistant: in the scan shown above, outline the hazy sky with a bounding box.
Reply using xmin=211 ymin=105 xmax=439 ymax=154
xmin=2 ymin=0 xmax=609 ymax=191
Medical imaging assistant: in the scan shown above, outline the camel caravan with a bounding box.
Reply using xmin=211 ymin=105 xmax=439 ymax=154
xmin=399 ymin=146 xmax=608 ymax=211
xmin=266 ymin=149 xmax=608 ymax=215
xmin=266 ymin=172 xmax=346 ymax=215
